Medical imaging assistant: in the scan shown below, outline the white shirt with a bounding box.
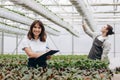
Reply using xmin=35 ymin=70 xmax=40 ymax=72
xmin=97 ymin=35 xmax=108 ymax=42
xmin=22 ymin=36 xmax=47 ymax=53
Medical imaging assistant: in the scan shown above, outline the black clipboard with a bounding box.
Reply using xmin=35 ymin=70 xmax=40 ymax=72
xmin=36 ymin=50 xmax=59 ymax=61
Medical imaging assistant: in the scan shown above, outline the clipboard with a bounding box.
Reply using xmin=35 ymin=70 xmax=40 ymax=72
xmin=36 ymin=50 xmax=59 ymax=61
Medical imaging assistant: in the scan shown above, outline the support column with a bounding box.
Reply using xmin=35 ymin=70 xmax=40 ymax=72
xmin=0 ymin=31 xmax=4 ymax=54
xmin=16 ymin=35 xmax=18 ymax=54
xmin=0 ymin=32 xmax=1 ymax=54
xmin=72 ymin=35 xmax=74 ymax=55
xmin=113 ymin=24 xmax=116 ymax=58
xmin=72 ymin=6 xmax=74 ymax=55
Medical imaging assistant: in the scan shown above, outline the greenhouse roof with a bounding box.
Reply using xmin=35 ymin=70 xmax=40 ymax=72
xmin=0 ymin=0 xmax=119 ymax=36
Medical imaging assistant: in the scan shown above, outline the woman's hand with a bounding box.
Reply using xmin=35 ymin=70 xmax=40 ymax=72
xmin=46 ymin=55 xmax=51 ymax=60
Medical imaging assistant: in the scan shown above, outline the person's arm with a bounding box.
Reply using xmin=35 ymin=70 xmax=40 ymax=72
xmin=24 ymin=47 xmax=43 ymax=58
xmin=82 ymin=24 xmax=96 ymax=38
xmin=24 ymin=47 xmax=51 ymax=59
xmin=21 ymin=37 xmax=44 ymax=58
xmin=101 ymin=42 xmax=111 ymax=61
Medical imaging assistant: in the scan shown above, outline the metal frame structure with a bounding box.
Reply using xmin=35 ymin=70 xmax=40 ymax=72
xmin=0 ymin=7 xmax=60 ymax=36
xmin=70 ymin=0 xmax=96 ymax=31
xmin=0 ymin=0 xmax=119 ymax=56
xmin=10 ymin=0 xmax=79 ymax=37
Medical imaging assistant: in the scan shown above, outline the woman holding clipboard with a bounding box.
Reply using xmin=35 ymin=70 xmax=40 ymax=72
xmin=22 ymin=20 xmax=58 ymax=68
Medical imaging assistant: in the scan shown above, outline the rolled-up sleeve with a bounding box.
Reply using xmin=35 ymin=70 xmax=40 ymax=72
xmin=101 ymin=42 xmax=111 ymax=61
xmin=21 ymin=37 xmax=30 ymax=50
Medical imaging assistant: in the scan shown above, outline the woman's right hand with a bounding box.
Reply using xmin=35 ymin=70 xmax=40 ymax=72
xmin=46 ymin=55 xmax=51 ymax=60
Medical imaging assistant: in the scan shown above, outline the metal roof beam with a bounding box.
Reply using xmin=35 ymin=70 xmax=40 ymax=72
xmin=0 ymin=23 xmax=27 ymax=35
xmin=95 ymin=16 xmax=120 ymax=19
xmin=94 ymin=11 xmax=120 ymax=14
xmin=91 ymin=3 xmax=120 ymax=6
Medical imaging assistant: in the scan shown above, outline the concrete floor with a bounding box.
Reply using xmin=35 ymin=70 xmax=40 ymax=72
xmin=112 ymin=74 xmax=120 ymax=80
xmin=109 ymin=57 xmax=120 ymax=70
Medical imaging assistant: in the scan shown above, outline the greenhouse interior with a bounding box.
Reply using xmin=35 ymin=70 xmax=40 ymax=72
xmin=0 ymin=0 xmax=120 ymax=79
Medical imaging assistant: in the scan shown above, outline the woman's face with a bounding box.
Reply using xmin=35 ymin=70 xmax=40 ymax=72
xmin=101 ymin=25 xmax=108 ymax=33
xmin=32 ymin=23 xmax=42 ymax=38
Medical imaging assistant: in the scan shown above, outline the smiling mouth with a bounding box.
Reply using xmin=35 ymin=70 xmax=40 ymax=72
xmin=34 ymin=31 xmax=40 ymax=33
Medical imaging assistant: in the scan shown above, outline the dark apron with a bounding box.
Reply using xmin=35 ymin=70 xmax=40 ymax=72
xmin=88 ymin=36 xmax=105 ymax=60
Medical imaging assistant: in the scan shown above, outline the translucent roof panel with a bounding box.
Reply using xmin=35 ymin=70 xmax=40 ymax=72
xmin=0 ymin=0 xmax=120 ymax=35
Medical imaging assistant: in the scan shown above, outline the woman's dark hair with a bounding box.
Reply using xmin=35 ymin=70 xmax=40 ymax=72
xmin=27 ymin=20 xmax=46 ymax=42
xmin=106 ymin=24 xmax=114 ymax=36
